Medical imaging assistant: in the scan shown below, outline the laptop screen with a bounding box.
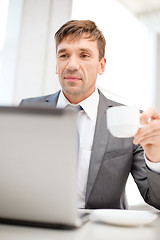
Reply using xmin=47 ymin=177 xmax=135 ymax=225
xmin=0 ymin=106 xmax=79 ymax=226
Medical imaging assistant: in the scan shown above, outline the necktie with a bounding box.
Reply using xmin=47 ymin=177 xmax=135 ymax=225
xmin=65 ymin=104 xmax=83 ymax=112
xmin=65 ymin=104 xmax=83 ymax=156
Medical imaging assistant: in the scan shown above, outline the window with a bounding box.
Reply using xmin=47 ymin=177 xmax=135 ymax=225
xmin=0 ymin=0 xmax=9 ymax=73
xmin=72 ymin=0 xmax=154 ymax=110
xmin=0 ymin=0 xmax=23 ymax=105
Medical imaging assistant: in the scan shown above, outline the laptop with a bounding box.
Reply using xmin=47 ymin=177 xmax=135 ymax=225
xmin=0 ymin=106 xmax=89 ymax=229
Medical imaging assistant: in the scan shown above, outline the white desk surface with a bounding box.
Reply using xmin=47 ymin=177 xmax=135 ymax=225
xmin=0 ymin=211 xmax=160 ymax=240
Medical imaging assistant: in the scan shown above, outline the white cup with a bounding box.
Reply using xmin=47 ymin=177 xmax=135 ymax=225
xmin=106 ymin=106 xmax=141 ymax=138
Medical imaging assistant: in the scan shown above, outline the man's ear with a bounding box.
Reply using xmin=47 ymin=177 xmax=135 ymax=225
xmin=98 ymin=57 xmax=106 ymax=75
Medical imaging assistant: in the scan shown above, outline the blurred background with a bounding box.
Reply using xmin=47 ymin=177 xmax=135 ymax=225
xmin=0 ymin=0 xmax=160 ymax=209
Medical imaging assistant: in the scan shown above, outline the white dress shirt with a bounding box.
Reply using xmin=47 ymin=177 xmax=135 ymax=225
xmin=145 ymin=155 xmax=160 ymax=173
xmin=56 ymin=89 xmax=160 ymax=208
xmin=57 ymin=89 xmax=99 ymax=208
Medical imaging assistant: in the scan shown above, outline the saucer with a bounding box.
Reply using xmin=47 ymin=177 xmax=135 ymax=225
xmin=91 ymin=209 xmax=157 ymax=227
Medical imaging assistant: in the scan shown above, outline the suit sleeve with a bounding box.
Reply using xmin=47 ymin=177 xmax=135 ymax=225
xmin=131 ymin=144 xmax=160 ymax=209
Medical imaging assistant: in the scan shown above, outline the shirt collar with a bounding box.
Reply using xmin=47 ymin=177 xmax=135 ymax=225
xmin=56 ymin=91 xmax=71 ymax=108
xmin=56 ymin=89 xmax=99 ymax=122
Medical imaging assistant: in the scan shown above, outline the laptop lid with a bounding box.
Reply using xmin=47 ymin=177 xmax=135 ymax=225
xmin=0 ymin=106 xmax=83 ymax=228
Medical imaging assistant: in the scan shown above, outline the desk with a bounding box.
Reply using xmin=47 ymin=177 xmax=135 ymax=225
xmin=0 ymin=212 xmax=160 ymax=240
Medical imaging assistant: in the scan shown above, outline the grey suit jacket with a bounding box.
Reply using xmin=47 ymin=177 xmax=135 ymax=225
xmin=20 ymin=90 xmax=160 ymax=210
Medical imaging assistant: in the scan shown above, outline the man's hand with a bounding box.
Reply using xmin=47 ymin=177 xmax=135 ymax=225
xmin=133 ymin=107 xmax=160 ymax=163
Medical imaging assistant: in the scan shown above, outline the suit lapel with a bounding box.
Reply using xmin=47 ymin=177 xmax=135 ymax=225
xmin=85 ymin=91 xmax=117 ymax=205
xmin=45 ymin=91 xmax=60 ymax=106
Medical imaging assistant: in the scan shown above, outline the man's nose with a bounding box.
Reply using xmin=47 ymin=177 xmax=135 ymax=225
xmin=66 ymin=56 xmax=80 ymax=71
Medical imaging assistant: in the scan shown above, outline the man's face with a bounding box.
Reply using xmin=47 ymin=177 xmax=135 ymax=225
xmin=56 ymin=36 xmax=106 ymax=103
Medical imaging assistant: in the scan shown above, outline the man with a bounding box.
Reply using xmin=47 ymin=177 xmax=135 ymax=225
xmin=20 ymin=20 xmax=160 ymax=209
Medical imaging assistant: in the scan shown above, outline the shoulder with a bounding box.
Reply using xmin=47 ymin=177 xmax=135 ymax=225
xmin=98 ymin=89 xmax=123 ymax=107
xmin=19 ymin=91 xmax=60 ymax=106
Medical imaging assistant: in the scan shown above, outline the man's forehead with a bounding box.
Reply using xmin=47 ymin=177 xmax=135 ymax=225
xmin=57 ymin=36 xmax=97 ymax=52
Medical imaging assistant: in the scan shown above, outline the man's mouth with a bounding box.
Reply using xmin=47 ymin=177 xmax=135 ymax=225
xmin=64 ymin=75 xmax=82 ymax=81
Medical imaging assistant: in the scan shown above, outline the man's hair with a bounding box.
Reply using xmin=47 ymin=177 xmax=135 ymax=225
xmin=54 ymin=20 xmax=106 ymax=61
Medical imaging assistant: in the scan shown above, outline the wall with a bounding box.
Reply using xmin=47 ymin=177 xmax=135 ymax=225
xmin=13 ymin=0 xmax=73 ymax=104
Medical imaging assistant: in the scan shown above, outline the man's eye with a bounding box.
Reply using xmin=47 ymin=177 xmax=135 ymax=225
xmin=81 ymin=54 xmax=89 ymax=59
xmin=59 ymin=54 xmax=68 ymax=59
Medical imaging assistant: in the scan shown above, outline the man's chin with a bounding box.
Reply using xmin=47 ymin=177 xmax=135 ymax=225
xmin=63 ymin=86 xmax=83 ymax=96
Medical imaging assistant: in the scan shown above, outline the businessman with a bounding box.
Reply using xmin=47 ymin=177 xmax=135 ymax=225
xmin=20 ymin=20 xmax=160 ymax=209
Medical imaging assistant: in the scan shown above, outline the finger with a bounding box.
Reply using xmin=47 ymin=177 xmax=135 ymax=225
xmin=140 ymin=107 xmax=160 ymax=125
xmin=138 ymin=135 xmax=160 ymax=147
xmin=134 ymin=119 xmax=160 ymax=138
xmin=133 ymin=128 xmax=160 ymax=145
xmin=134 ymin=130 xmax=160 ymax=145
